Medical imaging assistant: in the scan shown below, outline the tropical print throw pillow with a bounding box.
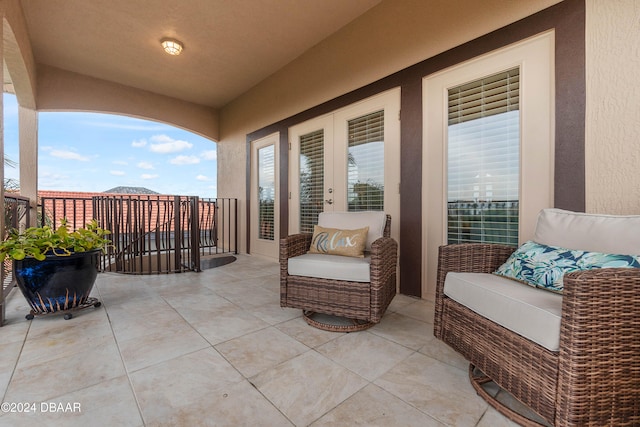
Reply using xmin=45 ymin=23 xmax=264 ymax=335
xmin=494 ymin=240 xmax=640 ymax=293
xmin=308 ymin=225 xmax=369 ymax=258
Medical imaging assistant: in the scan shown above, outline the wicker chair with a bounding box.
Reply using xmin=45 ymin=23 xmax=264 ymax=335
xmin=434 ymin=209 xmax=640 ymax=426
xmin=280 ymin=212 xmax=397 ymax=332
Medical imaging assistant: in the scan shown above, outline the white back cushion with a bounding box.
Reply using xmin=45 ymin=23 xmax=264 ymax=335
xmin=318 ymin=211 xmax=386 ymax=251
xmin=534 ymin=208 xmax=640 ymax=255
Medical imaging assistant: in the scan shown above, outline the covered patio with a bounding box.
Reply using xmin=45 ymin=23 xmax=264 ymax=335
xmin=0 ymin=254 xmax=539 ymax=426
xmin=1 ymin=0 xmax=639 ymax=425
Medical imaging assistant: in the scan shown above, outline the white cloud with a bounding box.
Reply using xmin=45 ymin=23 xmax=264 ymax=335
xmin=200 ymin=150 xmax=217 ymax=161
xmin=83 ymin=121 xmax=169 ymax=131
xmin=170 ymin=155 xmax=200 ymax=165
xmin=39 ymin=170 xmax=70 ymax=181
xmin=131 ymin=139 xmax=147 ymax=148
xmin=137 ymin=161 xmax=154 ymax=170
xmin=149 ymin=134 xmax=193 ymax=153
xmin=141 ymin=174 xmax=158 ymax=180
xmin=196 ymin=174 xmax=211 ymax=181
xmin=110 ymin=170 xmax=126 ymax=176
xmin=49 ymin=149 xmax=90 ymax=161
xmin=113 ymin=160 xmax=128 ymax=166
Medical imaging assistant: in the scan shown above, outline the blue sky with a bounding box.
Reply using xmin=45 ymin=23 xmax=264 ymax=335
xmin=3 ymin=94 xmax=217 ymax=198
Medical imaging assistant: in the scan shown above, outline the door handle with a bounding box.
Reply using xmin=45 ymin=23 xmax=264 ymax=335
xmin=325 ymin=199 xmax=333 ymax=205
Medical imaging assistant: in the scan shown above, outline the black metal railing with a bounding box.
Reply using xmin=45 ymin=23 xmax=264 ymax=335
xmin=1 ymin=193 xmax=237 ymax=324
xmin=199 ymin=198 xmax=238 ymax=256
xmin=39 ymin=195 xmax=238 ymax=274
xmin=1 ymin=194 xmax=32 ymax=326
xmin=447 ymin=200 xmax=519 ymax=246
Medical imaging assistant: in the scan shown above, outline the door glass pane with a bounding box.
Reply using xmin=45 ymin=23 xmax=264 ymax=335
xmin=447 ymin=68 xmax=520 ymax=245
xmin=299 ymin=130 xmax=324 ymax=233
xmin=347 ymin=110 xmax=384 ymax=211
xmin=258 ymin=145 xmax=275 ymax=240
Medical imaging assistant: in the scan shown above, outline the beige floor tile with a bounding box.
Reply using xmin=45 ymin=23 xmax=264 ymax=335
xmin=369 ymin=312 xmax=432 ymax=350
xmin=311 ymin=383 xmax=445 ymax=427
xmin=375 ymin=352 xmax=487 ymax=426
xmin=105 ymin=300 xmax=189 ymax=342
xmin=250 ymin=351 xmax=368 ymax=426
xmin=417 ymin=334 xmax=469 ymax=371
xmin=162 ymin=289 xmax=238 ymax=325
xmin=0 ymin=255 xmax=528 ymax=426
xmin=5 ymin=334 xmax=125 ymax=403
xmin=255 ymin=273 xmax=282 ymax=293
xmin=275 ymin=317 xmax=344 ymax=348
xmin=476 ymin=406 xmax=522 ymax=427
xmin=397 ymin=298 xmax=436 ymax=324
xmin=1 ymin=289 xmax=34 ymax=332
xmin=189 ymin=305 xmax=270 ymax=345
xmin=201 ymin=270 xmax=247 ymax=290
xmin=131 ymin=348 xmax=280 ymax=426
xmin=161 ymin=380 xmax=294 ymax=427
xmin=0 ymin=375 xmax=144 ymax=427
xmin=386 ymin=293 xmax=423 ymax=313
xmin=316 ymin=331 xmax=414 ymax=381
xmin=247 ymin=302 xmax=301 ymax=325
xmin=117 ymin=319 xmax=210 ymax=372
xmin=215 ymin=326 xmax=309 ymax=377
xmin=94 ymin=274 xmax=158 ymax=303
xmin=17 ymin=310 xmax=113 ymax=366
xmin=213 ymin=283 xmax=279 ymax=309
xmin=0 ymin=339 xmax=23 ymax=394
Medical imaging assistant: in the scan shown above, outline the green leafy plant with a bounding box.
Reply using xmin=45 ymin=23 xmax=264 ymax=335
xmin=0 ymin=219 xmax=111 ymax=261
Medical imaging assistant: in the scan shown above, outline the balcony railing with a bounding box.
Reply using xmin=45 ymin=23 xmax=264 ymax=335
xmin=1 ymin=194 xmax=31 ymax=326
xmin=38 ymin=195 xmax=238 ymax=274
xmin=1 ymin=193 xmax=238 ymax=325
xmin=447 ymin=200 xmax=519 ymax=246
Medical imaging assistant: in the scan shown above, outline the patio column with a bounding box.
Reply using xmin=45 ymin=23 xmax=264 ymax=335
xmin=18 ymin=106 xmax=37 ymax=226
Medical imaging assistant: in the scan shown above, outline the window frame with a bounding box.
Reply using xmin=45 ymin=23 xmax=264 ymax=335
xmin=422 ymin=31 xmax=555 ymax=297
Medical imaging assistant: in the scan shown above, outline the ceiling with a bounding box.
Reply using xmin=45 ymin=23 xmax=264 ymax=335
xmin=18 ymin=0 xmax=381 ymax=109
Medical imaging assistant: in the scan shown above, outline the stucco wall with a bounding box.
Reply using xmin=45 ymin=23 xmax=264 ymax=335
xmin=2 ymin=0 xmax=37 ymax=109
xmin=36 ymin=65 xmax=220 ymax=142
xmin=585 ymin=0 xmax=640 ymax=214
xmin=217 ymin=0 xmax=562 ymax=253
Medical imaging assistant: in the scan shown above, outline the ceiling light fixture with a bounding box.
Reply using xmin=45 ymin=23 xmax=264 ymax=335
xmin=161 ymin=38 xmax=183 ymax=56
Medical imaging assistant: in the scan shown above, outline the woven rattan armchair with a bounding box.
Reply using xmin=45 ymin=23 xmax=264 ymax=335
xmin=280 ymin=212 xmax=397 ymax=332
xmin=434 ymin=210 xmax=640 ymax=426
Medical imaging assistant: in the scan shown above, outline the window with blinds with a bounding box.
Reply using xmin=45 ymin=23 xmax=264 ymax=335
xmin=348 ymin=110 xmax=384 ymax=212
xmin=447 ymin=67 xmax=520 ymax=245
xmin=299 ymin=129 xmax=324 ymax=233
xmin=258 ymin=145 xmax=275 ymax=240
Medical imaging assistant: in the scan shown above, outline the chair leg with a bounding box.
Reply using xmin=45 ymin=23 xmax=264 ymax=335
xmin=302 ymin=310 xmax=374 ymax=332
xmin=468 ymin=365 xmax=550 ymax=427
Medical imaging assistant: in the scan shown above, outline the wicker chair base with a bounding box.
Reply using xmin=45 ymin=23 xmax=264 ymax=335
xmin=303 ymin=310 xmax=373 ymax=332
xmin=469 ymin=365 xmax=548 ymax=427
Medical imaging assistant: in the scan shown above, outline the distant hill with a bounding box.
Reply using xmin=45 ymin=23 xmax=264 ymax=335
xmin=104 ymin=186 xmax=159 ymax=195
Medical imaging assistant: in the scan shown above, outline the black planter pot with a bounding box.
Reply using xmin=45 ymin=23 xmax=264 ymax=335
xmin=14 ymin=249 xmax=101 ymax=317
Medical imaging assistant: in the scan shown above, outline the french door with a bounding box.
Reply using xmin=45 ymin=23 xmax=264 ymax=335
xmin=289 ymin=88 xmax=400 ymax=242
xmin=422 ymin=31 xmax=554 ymax=298
xmin=249 ymin=132 xmax=279 ymax=259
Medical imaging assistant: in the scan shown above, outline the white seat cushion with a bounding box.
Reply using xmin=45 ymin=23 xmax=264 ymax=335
xmin=288 ymin=253 xmax=371 ymax=282
xmin=444 ymin=272 xmax=563 ymax=351
xmin=318 ymin=211 xmax=386 ymax=251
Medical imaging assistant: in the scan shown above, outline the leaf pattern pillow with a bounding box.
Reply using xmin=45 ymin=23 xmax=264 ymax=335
xmin=494 ymin=240 xmax=640 ymax=293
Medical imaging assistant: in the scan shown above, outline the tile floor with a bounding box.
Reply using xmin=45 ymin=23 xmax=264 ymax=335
xmin=0 ymin=255 xmax=526 ymax=426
